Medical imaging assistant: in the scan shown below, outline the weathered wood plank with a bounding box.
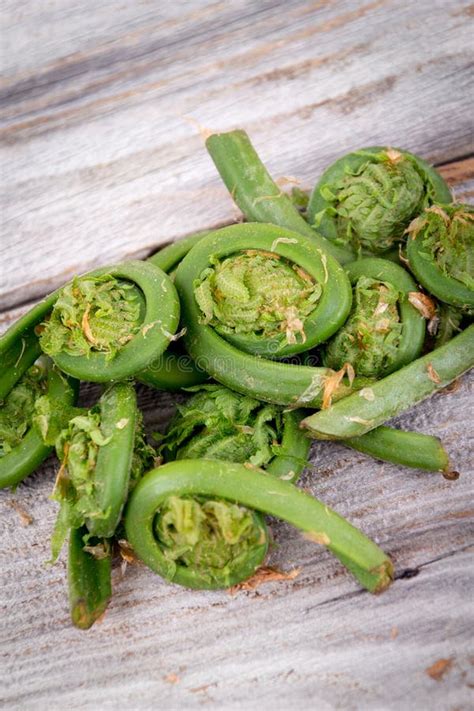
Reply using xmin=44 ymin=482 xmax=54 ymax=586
xmin=1 ymin=0 xmax=473 ymax=308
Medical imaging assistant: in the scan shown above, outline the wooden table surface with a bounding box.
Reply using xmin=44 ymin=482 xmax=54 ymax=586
xmin=1 ymin=1 xmax=473 ymax=709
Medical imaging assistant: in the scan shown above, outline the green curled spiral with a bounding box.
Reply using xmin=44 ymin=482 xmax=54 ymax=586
xmin=323 ymin=258 xmax=425 ymax=378
xmin=0 ymin=261 xmax=180 ymax=384
xmin=173 ymin=223 xmax=359 ymax=410
xmin=186 ymin=224 xmax=351 ymax=359
xmin=307 ymin=147 xmax=452 ymax=254
xmin=124 ymin=460 xmax=393 ymax=593
xmin=144 ymin=384 xmax=311 ymax=588
xmin=406 ymin=204 xmax=474 ymax=311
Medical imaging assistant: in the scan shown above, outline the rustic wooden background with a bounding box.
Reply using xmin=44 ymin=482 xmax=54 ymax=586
xmin=1 ymin=1 xmax=473 ymax=709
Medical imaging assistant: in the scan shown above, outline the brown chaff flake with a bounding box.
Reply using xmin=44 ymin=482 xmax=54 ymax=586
xmin=228 ymin=566 xmax=300 ymax=594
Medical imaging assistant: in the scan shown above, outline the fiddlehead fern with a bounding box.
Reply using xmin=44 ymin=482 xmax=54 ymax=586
xmin=144 ymin=384 xmax=310 ymax=588
xmin=68 ymin=526 xmax=112 ymax=630
xmin=160 ymin=384 xmax=310 ymax=482
xmin=124 ymin=460 xmax=393 ymax=593
xmin=194 ymin=250 xmax=322 ymax=354
xmin=406 ymin=204 xmax=474 ymax=311
xmin=50 ymin=381 xmax=155 ymax=558
xmin=185 ymin=223 xmax=352 ymax=358
xmin=40 ymin=274 xmax=144 ymax=361
xmin=323 ymin=258 xmax=425 ymax=378
xmin=0 ymin=261 xmax=180 ymax=383
xmin=175 ymin=223 xmax=357 ymax=406
xmin=0 ymin=358 xmax=78 ymax=489
xmin=307 ymin=147 xmax=451 ymax=255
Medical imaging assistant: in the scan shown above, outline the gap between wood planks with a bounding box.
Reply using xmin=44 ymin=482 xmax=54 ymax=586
xmin=1 ymin=153 xmax=473 ymax=320
xmin=302 ymin=542 xmax=473 ymax=613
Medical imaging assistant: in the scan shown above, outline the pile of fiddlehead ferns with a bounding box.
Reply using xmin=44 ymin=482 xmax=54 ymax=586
xmin=1 ymin=129 xmax=472 ymax=629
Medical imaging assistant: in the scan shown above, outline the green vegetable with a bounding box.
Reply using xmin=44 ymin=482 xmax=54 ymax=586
xmin=40 ymin=274 xmax=144 ymax=361
xmin=137 ymin=233 xmax=213 ymax=391
xmin=406 ymin=204 xmax=474 ymax=311
xmin=307 ymin=147 xmax=451 ymax=254
xmin=68 ymin=527 xmax=112 ymax=630
xmin=125 ymin=460 xmax=393 ymax=593
xmin=175 ymin=224 xmax=356 ymax=397
xmin=205 ymin=129 xmax=354 ymax=264
xmin=148 ymin=384 xmax=311 ymax=588
xmin=156 ymin=235 xmax=430 ymax=472
xmin=50 ymin=381 xmax=155 ymax=558
xmin=194 ymin=250 xmax=323 ymax=355
xmin=160 ymin=384 xmax=310 ymax=483
xmin=345 ymin=426 xmax=452 ymax=475
xmin=301 ymin=325 xmax=474 ymax=440
xmin=0 ymin=261 xmax=180 ymax=384
xmin=1 ymin=363 xmax=49 ymax=457
xmin=324 ymin=258 xmax=425 ymax=377
xmin=187 ymin=224 xmax=351 ymax=358
xmin=0 ymin=358 xmax=78 ymax=489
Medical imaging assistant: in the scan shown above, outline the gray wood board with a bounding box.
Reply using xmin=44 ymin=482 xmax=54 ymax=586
xmin=1 ymin=0 xmax=473 ymax=308
xmin=1 ymin=0 xmax=473 ymax=709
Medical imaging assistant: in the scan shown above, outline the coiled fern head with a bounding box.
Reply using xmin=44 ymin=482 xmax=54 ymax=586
xmin=406 ymin=204 xmax=474 ymax=290
xmin=194 ymin=250 xmax=321 ymax=345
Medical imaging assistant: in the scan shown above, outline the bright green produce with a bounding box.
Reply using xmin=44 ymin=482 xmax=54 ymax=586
xmin=0 ymin=358 xmax=78 ymax=489
xmin=50 ymin=381 xmax=156 ymax=559
xmin=345 ymin=426 xmax=452 ymax=475
xmin=0 ymin=261 xmax=180 ymax=384
xmin=194 ymin=250 xmax=322 ymax=348
xmin=324 ymin=258 xmax=425 ymax=377
xmin=160 ymin=384 xmax=310 ymax=482
xmin=302 ymin=325 xmax=474 ymax=440
xmin=406 ymin=204 xmax=474 ymax=311
xmin=40 ymin=274 xmax=144 ymax=361
xmin=68 ymin=527 xmax=112 ymax=630
xmin=185 ymin=223 xmax=352 ymax=358
xmin=307 ymin=147 xmax=451 ymax=254
xmin=125 ymin=460 xmax=394 ymax=593
xmin=174 ymin=223 xmax=359 ymax=408
xmin=148 ymin=384 xmax=311 ymax=588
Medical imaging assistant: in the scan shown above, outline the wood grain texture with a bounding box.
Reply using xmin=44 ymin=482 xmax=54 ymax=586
xmin=1 ymin=0 xmax=473 ymax=308
xmin=1 ymin=1 xmax=473 ymax=709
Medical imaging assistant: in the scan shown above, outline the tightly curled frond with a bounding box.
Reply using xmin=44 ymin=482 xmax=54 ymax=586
xmin=407 ymin=204 xmax=474 ymax=290
xmin=308 ymin=148 xmax=451 ymax=254
xmin=0 ymin=364 xmax=48 ymax=456
xmin=160 ymin=384 xmax=283 ymax=467
xmin=324 ymin=276 xmax=402 ymax=378
xmin=317 ymin=150 xmax=424 ymax=252
xmin=40 ymin=275 xmax=144 ymax=360
xmin=125 ymin=460 xmax=394 ymax=593
xmin=145 ymin=384 xmax=311 ymax=588
xmin=194 ymin=251 xmax=321 ymax=345
xmin=153 ymin=495 xmax=266 ymax=587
